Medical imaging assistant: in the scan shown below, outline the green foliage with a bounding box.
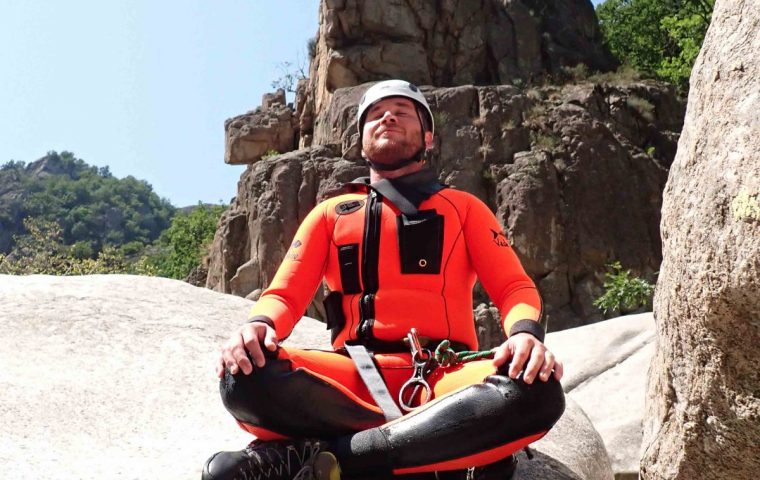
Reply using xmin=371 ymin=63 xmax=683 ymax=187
xmin=261 ymin=149 xmax=281 ymax=160
xmin=593 ymin=261 xmax=656 ymax=316
xmin=657 ymin=12 xmax=708 ymax=86
xmin=307 ymin=36 xmax=317 ymax=59
xmin=0 ymin=218 xmax=132 ymax=275
xmin=559 ymin=63 xmax=590 ymax=83
xmin=596 ymin=0 xmax=714 ymax=91
xmin=587 ymin=65 xmax=643 ymax=85
xmin=0 ymin=151 xmax=175 ymax=255
xmin=530 ymin=131 xmax=560 ymax=151
xmin=432 ymin=111 xmax=450 ymax=128
xmin=142 ymin=203 xmax=226 ymax=279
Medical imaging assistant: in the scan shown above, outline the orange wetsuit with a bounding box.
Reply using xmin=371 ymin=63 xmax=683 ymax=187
xmin=219 ymin=167 xmax=564 ymax=476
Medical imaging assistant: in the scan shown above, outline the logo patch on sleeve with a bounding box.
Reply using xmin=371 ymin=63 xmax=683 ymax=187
xmin=491 ymin=228 xmax=510 ymax=247
xmin=335 ymin=200 xmax=365 ymax=215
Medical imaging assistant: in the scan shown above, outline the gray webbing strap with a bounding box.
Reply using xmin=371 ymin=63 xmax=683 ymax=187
xmin=371 ymin=179 xmax=418 ymax=216
xmin=344 ymin=344 xmax=403 ymax=421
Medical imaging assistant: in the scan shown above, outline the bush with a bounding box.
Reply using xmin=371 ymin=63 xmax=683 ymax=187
xmin=261 ymin=150 xmax=281 ymax=161
xmin=0 ymin=218 xmax=131 ymax=275
xmin=307 ymin=36 xmax=317 ymax=59
xmin=142 ymin=203 xmax=226 ymax=279
xmin=593 ymin=261 xmax=655 ymax=316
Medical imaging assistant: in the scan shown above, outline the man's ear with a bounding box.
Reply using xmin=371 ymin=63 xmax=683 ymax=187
xmin=424 ymin=131 xmax=434 ymax=150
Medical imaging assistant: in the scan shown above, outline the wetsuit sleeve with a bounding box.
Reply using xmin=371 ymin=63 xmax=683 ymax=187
xmin=461 ymin=195 xmax=543 ymax=338
xmin=247 ymin=201 xmax=331 ymax=340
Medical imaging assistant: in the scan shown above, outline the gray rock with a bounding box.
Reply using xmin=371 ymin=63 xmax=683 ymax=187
xmin=641 ymin=0 xmax=760 ymax=477
xmin=547 ymin=312 xmax=655 ymax=392
xmin=303 ymin=0 xmax=616 ymax=132
xmin=515 ymin=398 xmax=614 ymax=480
xmin=224 ymin=89 xmax=297 ymax=165
xmin=570 ymin=341 xmax=654 ymax=478
xmin=0 ymin=274 xmax=330 ymax=480
xmin=546 ymin=312 xmax=655 ymax=480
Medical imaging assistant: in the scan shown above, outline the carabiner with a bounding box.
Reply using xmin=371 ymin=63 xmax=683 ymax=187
xmin=399 ymin=328 xmax=434 ymax=412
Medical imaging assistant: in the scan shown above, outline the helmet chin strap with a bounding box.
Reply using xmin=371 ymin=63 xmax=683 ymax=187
xmin=365 ymin=146 xmax=426 ymax=172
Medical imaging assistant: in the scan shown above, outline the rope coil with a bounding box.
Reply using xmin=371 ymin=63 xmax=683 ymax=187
xmin=433 ymin=340 xmax=495 ymax=367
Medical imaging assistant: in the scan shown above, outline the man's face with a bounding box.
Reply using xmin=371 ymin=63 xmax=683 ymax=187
xmin=361 ymin=97 xmax=428 ymax=167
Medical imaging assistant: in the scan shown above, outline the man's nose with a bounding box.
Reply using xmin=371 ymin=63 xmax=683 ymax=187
xmin=380 ymin=111 xmax=397 ymax=123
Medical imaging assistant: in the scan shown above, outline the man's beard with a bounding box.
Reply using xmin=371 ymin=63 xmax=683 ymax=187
xmin=362 ymin=135 xmax=422 ymax=168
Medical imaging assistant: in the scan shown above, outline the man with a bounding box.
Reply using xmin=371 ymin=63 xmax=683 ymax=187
xmin=203 ymin=80 xmax=565 ymax=480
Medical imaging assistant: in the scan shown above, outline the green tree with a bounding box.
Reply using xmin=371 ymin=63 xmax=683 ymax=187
xmin=0 ymin=217 xmax=131 ymax=275
xmin=0 ymin=151 xmax=175 ymax=255
xmin=145 ymin=204 xmax=225 ymax=279
xmin=596 ymin=0 xmax=714 ymax=91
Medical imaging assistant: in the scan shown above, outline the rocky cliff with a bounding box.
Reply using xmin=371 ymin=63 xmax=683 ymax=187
xmin=208 ymin=0 xmax=685 ymax=331
xmin=641 ymin=0 xmax=760 ymax=478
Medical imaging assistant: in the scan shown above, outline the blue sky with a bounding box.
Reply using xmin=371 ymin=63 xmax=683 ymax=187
xmin=1 ymin=1 xmax=604 ymax=207
xmin=1 ymin=1 xmax=319 ymax=207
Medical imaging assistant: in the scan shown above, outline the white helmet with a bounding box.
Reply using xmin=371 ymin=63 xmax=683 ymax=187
xmin=356 ymin=79 xmax=434 ymax=140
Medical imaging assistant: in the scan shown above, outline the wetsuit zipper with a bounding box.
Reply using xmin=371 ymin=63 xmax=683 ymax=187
xmin=357 ymin=188 xmax=382 ymax=341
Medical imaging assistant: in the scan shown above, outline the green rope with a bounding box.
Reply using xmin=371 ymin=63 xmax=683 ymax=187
xmin=434 ymin=340 xmax=495 ymax=367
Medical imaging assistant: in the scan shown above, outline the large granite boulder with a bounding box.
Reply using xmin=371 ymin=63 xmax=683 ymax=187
xmin=1 ymin=274 xmax=633 ymax=480
xmin=641 ymin=0 xmax=760 ymax=478
xmin=210 ymin=82 xmax=682 ymax=330
xmin=515 ymin=398 xmax=614 ymax=480
xmin=0 ymin=275 xmax=290 ymax=479
xmin=549 ymin=313 xmax=655 ymax=480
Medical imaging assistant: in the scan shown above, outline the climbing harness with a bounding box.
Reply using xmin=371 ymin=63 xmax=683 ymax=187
xmin=399 ymin=329 xmax=500 ymax=412
xmin=348 ymin=327 xmax=500 ymax=415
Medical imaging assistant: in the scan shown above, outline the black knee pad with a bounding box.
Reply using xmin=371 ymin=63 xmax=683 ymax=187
xmin=380 ymin=374 xmax=565 ymax=468
xmin=219 ymin=356 xmax=385 ymax=438
xmin=483 ymin=373 xmax=566 ymax=433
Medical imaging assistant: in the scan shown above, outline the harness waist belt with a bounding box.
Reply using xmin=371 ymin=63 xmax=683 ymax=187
xmin=353 ymin=338 xmax=470 ymax=354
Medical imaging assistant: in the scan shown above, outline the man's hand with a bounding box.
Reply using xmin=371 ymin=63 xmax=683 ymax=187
xmin=216 ymin=322 xmax=279 ymax=378
xmin=492 ymin=332 xmax=563 ymax=385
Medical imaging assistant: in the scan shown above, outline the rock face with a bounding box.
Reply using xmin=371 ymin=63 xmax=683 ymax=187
xmin=641 ymin=1 xmax=760 ymax=478
xmin=224 ymin=89 xmax=298 ymax=165
xmin=1 ymin=274 xmax=644 ymax=480
xmin=210 ymin=0 xmax=689 ymax=330
xmin=301 ymin=0 xmax=616 ymax=142
xmin=210 ymin=81 xmax=682 ymax=331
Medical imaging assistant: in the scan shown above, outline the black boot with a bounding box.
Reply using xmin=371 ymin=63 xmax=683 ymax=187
xmin=202 ymin=439 xmax=340 ymax=480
